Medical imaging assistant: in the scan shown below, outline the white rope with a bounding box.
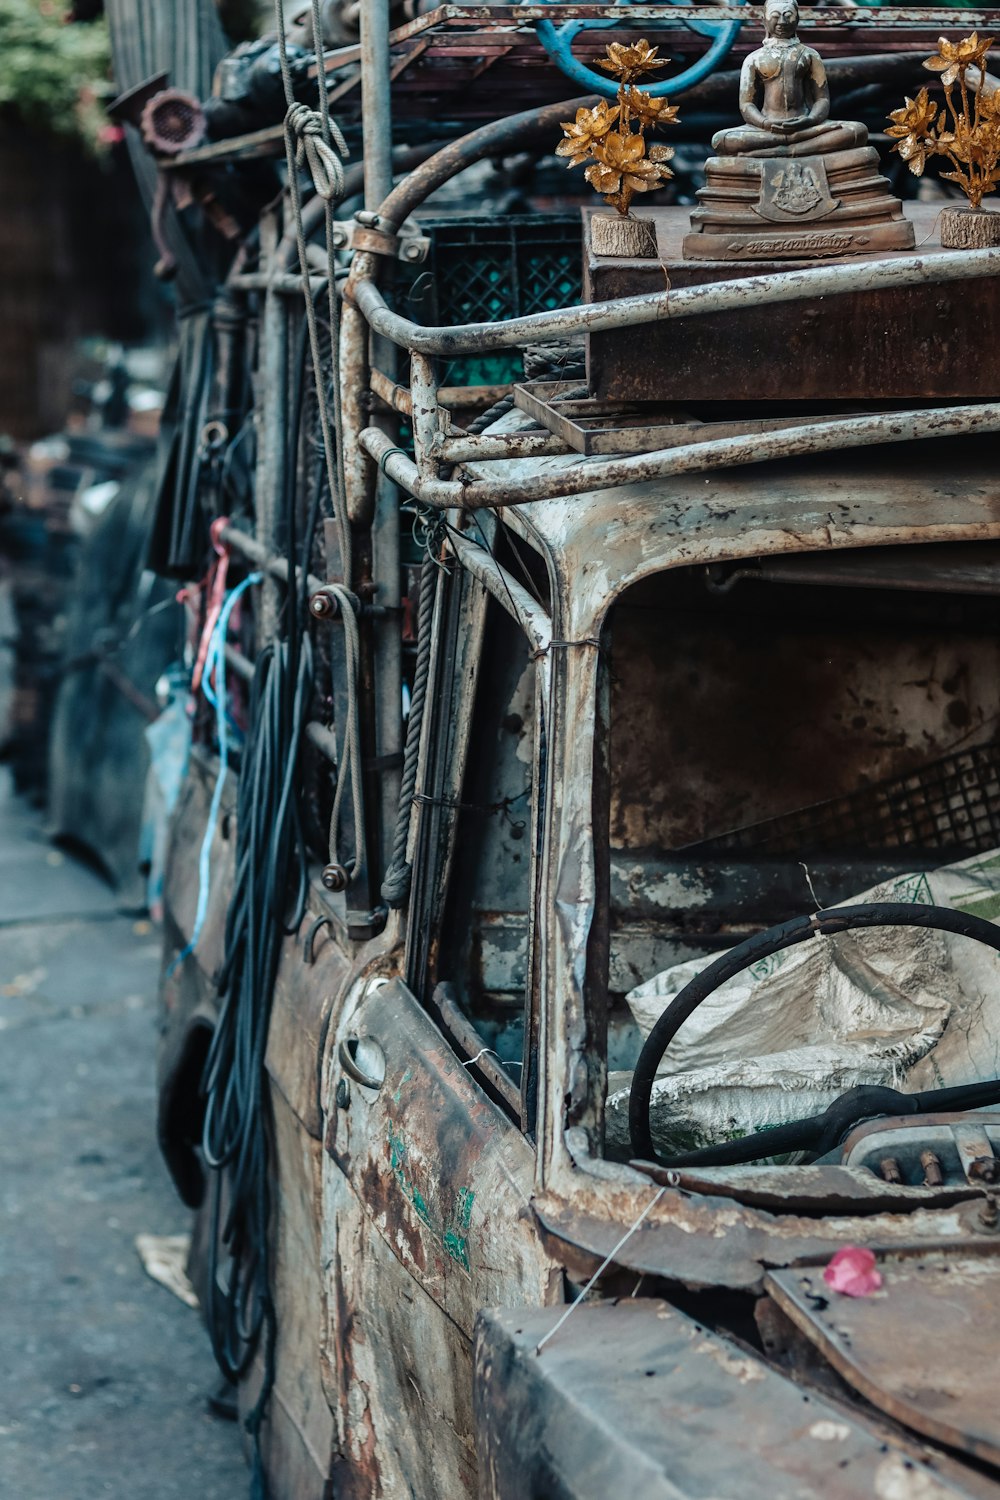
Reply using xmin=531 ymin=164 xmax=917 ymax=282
xmin=534 ymin=1187 xmax=667 ymax=1355
xmin=285 ymin=100 xmax=349 ymax=202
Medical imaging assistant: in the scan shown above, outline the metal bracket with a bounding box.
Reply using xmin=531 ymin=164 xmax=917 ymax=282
xmin=330 ymin=211 xmax=429 ymax=264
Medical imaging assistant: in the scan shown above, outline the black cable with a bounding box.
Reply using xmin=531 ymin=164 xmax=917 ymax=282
xmin=628 ymin=902 xmax=1000 ymax=1165
xmin=198 ymin=293 xmax=323 ymax=1495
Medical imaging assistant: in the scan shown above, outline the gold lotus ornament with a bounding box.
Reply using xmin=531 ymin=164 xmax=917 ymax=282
xmin=555 ymin=101 xmax=621 ymax=168
xmin=887 ymin=33 xmax=1000 ymax=239
xmin=557 ymin=37 xmax=680 ymax=221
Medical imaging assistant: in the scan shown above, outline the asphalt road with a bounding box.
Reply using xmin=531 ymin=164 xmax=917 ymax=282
xmin=0 ymin=772 xmax=245 ymax=1499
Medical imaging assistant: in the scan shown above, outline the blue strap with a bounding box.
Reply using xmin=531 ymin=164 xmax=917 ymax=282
xmin=166 ymin=571 xmax=263 ymax=979
xmin=532 ymin=0 xmax=744 ymax=99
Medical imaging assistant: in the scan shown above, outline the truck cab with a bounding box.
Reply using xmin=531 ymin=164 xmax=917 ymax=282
xmin=132 ymin=3 xmax=1000 ymax=1496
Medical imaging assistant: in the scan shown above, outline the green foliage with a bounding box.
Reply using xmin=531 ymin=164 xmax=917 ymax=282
xmin=0 ymin=2 xmax=111 ymax=150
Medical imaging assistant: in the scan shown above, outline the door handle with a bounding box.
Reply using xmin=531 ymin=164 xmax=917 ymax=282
xmin=339 ymin=1036 xmax=386 ymax=1091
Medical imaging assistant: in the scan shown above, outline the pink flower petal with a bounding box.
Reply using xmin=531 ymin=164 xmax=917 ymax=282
xmin=823 ymin=1246 xmax=883 ymax=1297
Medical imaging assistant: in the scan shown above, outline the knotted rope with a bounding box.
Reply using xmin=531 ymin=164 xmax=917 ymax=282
xmin=284 ymin=101 xmax=349 ymax=202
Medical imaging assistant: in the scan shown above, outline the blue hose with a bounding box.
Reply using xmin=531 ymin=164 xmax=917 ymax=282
xmin=532 ymin=0 xmax=744 ymax=99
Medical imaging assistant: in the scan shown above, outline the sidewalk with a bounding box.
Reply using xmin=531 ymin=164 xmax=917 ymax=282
xmin=0 ymin=771 xmax=244 ymax=1499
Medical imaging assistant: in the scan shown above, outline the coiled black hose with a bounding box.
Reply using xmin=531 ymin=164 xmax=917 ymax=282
xmin=628 ymin=902 xmax=1000 ymax=1165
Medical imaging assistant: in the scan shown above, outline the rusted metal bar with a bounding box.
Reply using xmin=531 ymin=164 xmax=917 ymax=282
xmin=409 ymin=352 xmax=443 ymax=481
xmin=439 ymin=382 xmax=513 ymax=408
xmin=438 ymin=431 xmax=567 ymax=461
xmin=161 ymin=122 xmax=288 ymax=169
xmin=218 ymin=646 xmax=340 ymax=765
xmin=352 ymin=246 xmax=1000 ymax=358
xmin=368 ymin=4 xmax=1000 ymax=20
xmin=340 ymin=293 xmax=375 ymax=529
xmin=328 ymin=3 xmax=1000 ymax=33
xmin=362 ymin=401 xmax=1000 ymax=511
xmin=369 ymin=370 xmax=563 ymax=458
xmin=370 ymin=368 xmax=412 ymax=416
xmin=361 ymin=0 xmax=394 ymax=211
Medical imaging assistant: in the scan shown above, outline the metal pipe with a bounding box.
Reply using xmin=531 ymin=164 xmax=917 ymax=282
xmin=360 ymin=0 xmax=394 ymax=210
xmin=438 ymin=432 xmax=568 ymax=462
xmin=229 ymin=272 xmax=330 ymax=294
xmin=356 ymin=1 xmax=401 ymax=888
xmin=446 ymin=529 xmax=553 ymax=653
xmin=352 ymin=245 xmax=1000 ymax=358
xmin=370 ymin=367 xmax=412 ymax=416
xmin=369 ymin=369 xmax=562 ymax=457
xmin=340 ymin=293 xmax=375 ymax=528
xmin=372 ymin=5 xmax=1000 ymax=20
xmin=219 ymin=523 xmax=326 ymax=597
xmin=361 ymin=401 xmax=1000 ymax=511
xmin=224 ymin=643 xmax=255 ymax=682
xmin=370 ymin=96 xmax=597 ymax=236
xmin=371 ymin=374 xmax=516 ymax=416
xmin=305 ymin=719 xmax=340 ymax=765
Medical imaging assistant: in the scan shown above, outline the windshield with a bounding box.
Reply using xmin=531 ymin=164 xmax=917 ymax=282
xmin=593 ymin=545 xmax=1000 ymax=1172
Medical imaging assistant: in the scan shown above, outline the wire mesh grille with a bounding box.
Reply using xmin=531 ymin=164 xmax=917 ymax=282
xmin=687 ymin=743 xmax=1000 ymax=859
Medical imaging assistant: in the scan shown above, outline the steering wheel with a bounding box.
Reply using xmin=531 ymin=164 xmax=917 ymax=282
xmin=530 ymin=0 xmax=745 ymax=100
xmin=628 ymin=902 xmax=1000 ymax=1167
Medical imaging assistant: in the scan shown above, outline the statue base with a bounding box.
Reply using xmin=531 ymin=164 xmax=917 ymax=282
xmin=683 ymin=146 xmax=915 ymax=261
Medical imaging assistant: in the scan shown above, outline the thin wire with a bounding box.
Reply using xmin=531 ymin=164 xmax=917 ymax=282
xmin=461 ymin=1045 xmax=523 ymax=1072
xmin=534 ymin=1187 xmax=667 ymax=1355
xmin=443 ymin=516 xmax=524 ymax=627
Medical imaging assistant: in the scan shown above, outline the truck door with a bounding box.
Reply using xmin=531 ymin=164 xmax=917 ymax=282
xmin=321 ymin=558 xmax=558 ymax=1498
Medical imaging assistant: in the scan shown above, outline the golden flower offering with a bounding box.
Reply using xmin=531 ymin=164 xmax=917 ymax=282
xmin=888 ymin=33 xmax=1000 ymax=218
xmin=556 ymin=39 xmax=679 ymax=219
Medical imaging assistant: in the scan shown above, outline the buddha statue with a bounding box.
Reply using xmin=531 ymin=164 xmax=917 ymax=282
xmin=714 ymin=0 xmax=867 ymax=158
xmin=683 ymin=0 xmax=914 ymax=260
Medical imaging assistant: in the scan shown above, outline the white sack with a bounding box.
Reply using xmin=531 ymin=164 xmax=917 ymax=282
xmin=611 ymin=851 xmax=1000 ymax=1156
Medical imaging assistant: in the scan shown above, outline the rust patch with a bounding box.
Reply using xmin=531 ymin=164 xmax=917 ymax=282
xmin=332 ymin=1239 xmax=382 ymax=1498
